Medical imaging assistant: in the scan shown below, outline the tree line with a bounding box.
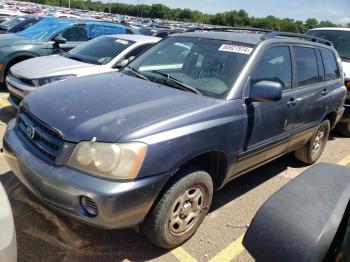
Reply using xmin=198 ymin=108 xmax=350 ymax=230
xmin=21 ymin=0 xmax=349 ymax=32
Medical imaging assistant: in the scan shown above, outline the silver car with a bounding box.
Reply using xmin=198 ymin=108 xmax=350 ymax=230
xmin=6 ymin=34 xmax=160 ymax=108
xmin=0 ymin=182 xmax=16 ymax=262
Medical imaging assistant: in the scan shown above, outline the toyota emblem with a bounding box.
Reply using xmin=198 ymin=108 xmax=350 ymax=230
xmin=26 ymin=126 xmax=36 ymax=140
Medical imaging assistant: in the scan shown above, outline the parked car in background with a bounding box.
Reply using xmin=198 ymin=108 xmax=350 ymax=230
xmin=306 ymin=28 xmax=350 ymax=136
xmin=7 ymin=34 xmax=160 ymax=107
xmin=3 ymin=29 xmax=346 ymax=249
xmin=0 ymin=182 xmax=16 ymax=262
xmin=0 ymin=16 xmax=130 ymax=88
xmin=153 ymin=28 xmax=185 ymax=38
xmin=243 ymin=163 xmax=350 ymax=262
xmin=126 ymin=26 xmax=154 ymax=36
xmin=0 ymin=15 xmax=42 ymax=34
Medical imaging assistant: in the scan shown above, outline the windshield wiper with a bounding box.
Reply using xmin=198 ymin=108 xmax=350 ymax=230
xmin=340 ymin=56 xmax=350 ymax=62
xmin=151 ymin=70 xmax=202 ymax=95
xmin=126 ymin=66 xmax=149 ymax=81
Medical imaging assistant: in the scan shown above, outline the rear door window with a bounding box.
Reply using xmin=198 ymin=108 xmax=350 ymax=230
xmin=293 ymin=47 xmax=319 ymax=87
xmin=251 ymin=46 xmax=292 ymax=90
xmin=320 ymin=49 xmax=340 ymax=81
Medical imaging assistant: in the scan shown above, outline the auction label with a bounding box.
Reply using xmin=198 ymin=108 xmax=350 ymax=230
xmin=218 ymin=44 xmax=253 ymax=54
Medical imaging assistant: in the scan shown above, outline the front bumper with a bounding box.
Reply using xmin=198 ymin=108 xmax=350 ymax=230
xmin=3 ymin=120 xmax=169 ymax=229
xmin=6 ymin=73 xmax=36 ymax=109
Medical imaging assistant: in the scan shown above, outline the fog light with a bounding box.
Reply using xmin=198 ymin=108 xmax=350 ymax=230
xmin=80 ymin=196 xmax=98 ymax=217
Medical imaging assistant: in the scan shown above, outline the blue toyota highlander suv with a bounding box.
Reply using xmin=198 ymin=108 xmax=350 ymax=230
xmin=3 ymin=29 xmax=346 ymax=248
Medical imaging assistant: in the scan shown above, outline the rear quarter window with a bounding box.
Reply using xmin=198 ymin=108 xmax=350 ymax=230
xmin=293 ymin=46 xmax=319 ymax=87
xmin=320 ymin=49 xmax=340 ymax=81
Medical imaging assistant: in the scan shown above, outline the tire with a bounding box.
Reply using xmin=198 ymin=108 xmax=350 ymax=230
xmin=337 ymin=122 xmax=350 ymax=137
xmin=294 ymin=120 xmax=330 ymax=164
xmin=141 ymin=168 xmax=213 ymax=249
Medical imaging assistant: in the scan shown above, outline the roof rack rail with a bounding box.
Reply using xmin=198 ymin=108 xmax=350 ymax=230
xmin=262 ymin=31 xmax=333 ymax=46
xmin=189 ymin=27 xmax=272 ymax=34
xmin=188 ymin=27 xmax=333 ymax=46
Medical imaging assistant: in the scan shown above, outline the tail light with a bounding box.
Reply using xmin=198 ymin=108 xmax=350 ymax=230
xmin=346 ymin=81 xmax=350 ymax=91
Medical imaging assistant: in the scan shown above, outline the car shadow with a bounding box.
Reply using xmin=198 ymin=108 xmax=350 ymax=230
xmin=0 ymin=105 xmax=16 ymax=124
xmin=210 ymin=153 xmax=305 ymax=212
xmin=330 ymin=128 xmax=349 ymax=140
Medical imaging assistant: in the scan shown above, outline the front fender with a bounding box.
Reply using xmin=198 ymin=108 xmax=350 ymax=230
xmin=130 ymin=100 xmax=245 ymax=179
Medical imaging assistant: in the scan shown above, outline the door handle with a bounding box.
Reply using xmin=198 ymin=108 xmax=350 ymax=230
xmin=321 ymin=89 xmax=328 ymax=96
xmin=287 ymin=98 xmax=296 ymax=107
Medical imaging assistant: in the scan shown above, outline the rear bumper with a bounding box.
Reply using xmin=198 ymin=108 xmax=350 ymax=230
xmin=3 ymin=120 xmax=169 ymax=229
xmin=334 ymin=106 xmax=345 ymax=126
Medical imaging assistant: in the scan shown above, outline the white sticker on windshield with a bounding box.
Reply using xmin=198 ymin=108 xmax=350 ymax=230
xmin=218 ymin=44 xmax=253 ymax=55
xmin=115 ymin=39 xmax=129 ymax=45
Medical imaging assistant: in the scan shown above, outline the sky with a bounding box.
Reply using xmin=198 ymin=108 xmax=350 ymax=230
xmin=109 ymin=0 xmax=350 ymax=24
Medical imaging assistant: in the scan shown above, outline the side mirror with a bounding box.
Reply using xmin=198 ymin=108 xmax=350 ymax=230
xmin=250 ymin=81 xmax=282 ymax=102
xmin=113 ymin=56 xmax=135 ymax=70
xmin=53 ymin=35 xmax=66 ymax=45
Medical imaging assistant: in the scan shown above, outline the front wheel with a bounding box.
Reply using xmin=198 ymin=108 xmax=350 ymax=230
xmin=141 ymin=168 xmax=213 ymax=249
xmin=294 ymin=120 xmax=330 ymax=164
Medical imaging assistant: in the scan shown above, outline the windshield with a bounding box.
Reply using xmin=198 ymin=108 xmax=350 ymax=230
xmin=306 ymin=30 xmax=350 ymax=61
xmin=0 ymin=16 xmax=27 ymax=29
xmin=122 ymin=36 xmax=252 ymax=98
xmin=16 ymin=17 xmax=73 ymax=41
xmin=66 ymin=36 xmax=134 ymax=65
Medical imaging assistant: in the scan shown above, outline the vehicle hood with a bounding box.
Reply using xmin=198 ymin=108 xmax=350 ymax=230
xmin=342 ymin=61 xmax=350 ymax=80
xmin=23 ymin=73 xmax=217 ymax=142
xmin=0 ymin=33 xmax=31 ymax=47
xmin=11 ymin=55 xmax=98 ymax=79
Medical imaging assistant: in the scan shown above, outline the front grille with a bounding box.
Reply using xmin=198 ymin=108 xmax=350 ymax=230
xmin=16 ymin=107 xmax=63 ymax=164
xmin=9 ymin=71 xmax=34 ymax=87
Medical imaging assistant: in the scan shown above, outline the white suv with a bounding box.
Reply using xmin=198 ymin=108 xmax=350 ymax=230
xmin=306 ymin=28 xmax=350 ymax=136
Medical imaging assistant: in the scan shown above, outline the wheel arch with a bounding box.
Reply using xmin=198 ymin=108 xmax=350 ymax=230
xmin=323 ymin=111 xmax=338 ymax=130
xmin=5 ymin=54 xmax=36 ymax=75
xmin=166 ymin=150 xmax=229 ymax=191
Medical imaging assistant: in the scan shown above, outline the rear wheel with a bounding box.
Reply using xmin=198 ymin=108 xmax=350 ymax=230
xmin=294 ymin=120 xmax=330 ymax=164
xmin=141 ymin=168 xmax=213 ymax=249
xmin=337 ymin=123 xmax=350 ymax=137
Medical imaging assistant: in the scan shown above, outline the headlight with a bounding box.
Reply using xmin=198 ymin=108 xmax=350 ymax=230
xmin=68 ymin=141 xmax=147 ymax=180
xmin=32 ymin=74 xmax=76 ymax=87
